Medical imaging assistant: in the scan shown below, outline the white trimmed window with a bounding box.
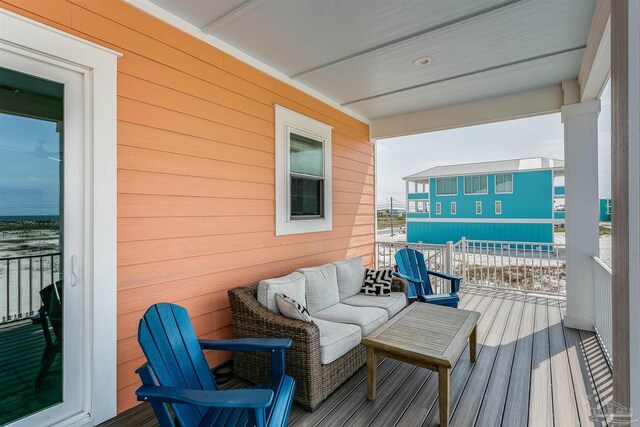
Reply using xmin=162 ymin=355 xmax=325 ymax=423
xmin=464 ymin=175 xmax=488 ymax=194
xmin=436 ymin=177 xmax=458 ymax=195
xmin=451 ymin=202 xmax=456 ymax=215
xmin=495 ymin=173 xmax=513 ymax=193
xmin=275 ymin=106 xmax=332 ymax=236
xmin=476 ymin=201 xmax=482 ymax=215
xmin=436 ymin=202 xmax=442 ymax=215
xmin=495 ymin=200 xmax=502 ymax=215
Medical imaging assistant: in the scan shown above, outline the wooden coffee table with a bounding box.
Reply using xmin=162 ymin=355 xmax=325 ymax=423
xmin=362 ymin=302 xmax=480 ymax=427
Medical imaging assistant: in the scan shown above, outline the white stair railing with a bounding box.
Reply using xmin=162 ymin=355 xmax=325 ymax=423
xmin=593 ymin=256 xmax=613 ymax=365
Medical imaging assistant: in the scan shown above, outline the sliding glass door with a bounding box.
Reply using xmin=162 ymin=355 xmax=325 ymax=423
xmin=1 ymin=56 xmax=85 ymax=426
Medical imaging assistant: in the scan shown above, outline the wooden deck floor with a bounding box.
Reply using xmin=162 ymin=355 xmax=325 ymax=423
xmin=102 ymin=288 xmax=613 ymax=427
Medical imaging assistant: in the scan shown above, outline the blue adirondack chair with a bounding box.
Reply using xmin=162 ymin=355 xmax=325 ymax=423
xmin=135 ymin=303 xmax=295 ymax=427
xmin=395 ymin=248 xmax=461 ymax=308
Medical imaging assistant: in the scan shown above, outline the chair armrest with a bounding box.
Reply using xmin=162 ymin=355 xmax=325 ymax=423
xmin=426 ymin=270 xmax=462 ymax=292
xmin=136 ymin=385 xmax=274 ymax=408
xmin=393 ymin=271 xmax=422 ymax=284
xmin=426 ymin=270 xmax=461 ymax=281
xmin=199 ymin=338 xmax=292 ymax=352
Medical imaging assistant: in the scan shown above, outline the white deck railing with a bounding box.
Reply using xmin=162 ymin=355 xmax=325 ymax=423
xmin=0 ymin=253 xmax=61 ymax=324
xmin=593 ymin=256 xmax=613 ymax=365
xmin=454 ymin=239 xmax=567 ymax=295
xmin=376 ymin=238 xmax=567 ymax=296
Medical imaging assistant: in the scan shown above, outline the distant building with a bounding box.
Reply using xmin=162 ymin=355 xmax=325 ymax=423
xmin=404 ymin=158 xmax=565 ymax=244
xmin=600 ymin=198 xmax=612 ymax=221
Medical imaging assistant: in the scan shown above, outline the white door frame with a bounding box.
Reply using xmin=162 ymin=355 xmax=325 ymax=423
xmin=0 ymin=9 xmax=120 ymax=426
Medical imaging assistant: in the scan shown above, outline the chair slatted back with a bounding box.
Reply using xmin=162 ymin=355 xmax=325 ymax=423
xmin=138 ymin=303 xmax=217 ymax=427
xmin=395 ymin=248 xmax=434 ymax=296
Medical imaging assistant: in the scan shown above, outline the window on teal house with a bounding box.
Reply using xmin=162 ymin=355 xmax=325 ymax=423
xmin=436 ymin=177 xmax=457 ymax=195
xmin=495 ymin=200 xmax=502 ymax=214
xmin=451 ymin=202 xmax=456 ymax=215
xmin=464 ymin=175 xmax=488 ymax=194
xmin=495 ymin=173 xmax=513 ymax=193
xmin=436 ymin=202 xmax=441 ymax=215
xmin=476 ymin=201 xmax=482 ymax=214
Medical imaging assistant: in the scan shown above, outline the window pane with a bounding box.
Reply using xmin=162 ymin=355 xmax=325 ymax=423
xmin=465 ymin=175 xmax=487 ymax=194
xmin=437 ymin=177 xmax=457 ymax=195
xmin=496 ymin=173 xmax=513 ymax=193
xmin=290 ymin=133 xmax=323 ymax=177
xmin=290 ymin=177 xmax=322 ymax=217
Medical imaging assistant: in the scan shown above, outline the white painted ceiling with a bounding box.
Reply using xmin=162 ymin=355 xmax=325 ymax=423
xmin=149 ymin=0 xmax=597 ymax=121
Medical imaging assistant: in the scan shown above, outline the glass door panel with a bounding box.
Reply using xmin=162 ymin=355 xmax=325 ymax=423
xmin=0 ymin=69 xmax=66 ymax=426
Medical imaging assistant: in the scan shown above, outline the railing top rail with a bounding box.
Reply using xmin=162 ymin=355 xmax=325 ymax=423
xmin=0 ymin=252 xmax=61 ymax=261
xmin=375 ymin=241 xmax=447 ymax=248
xmin=592 ymin=256 xmax=612 ymax=274
xmin=463 ymin=239 xmax=566 ymax=247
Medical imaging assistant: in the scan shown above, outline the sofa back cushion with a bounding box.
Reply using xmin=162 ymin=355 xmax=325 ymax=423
xmin=297 ymin=263 xmax=340 ymax=314
xmin=257 ymin=272 xmax=306 ymax=314
xmin=333 ymin=257 xmax=366 ymax=300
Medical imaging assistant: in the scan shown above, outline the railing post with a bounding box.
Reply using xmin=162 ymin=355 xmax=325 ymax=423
xmin=461 ymin=237 xmax=467 ymax=281
xmin=445 ymin=241 xmax=454 ymax=275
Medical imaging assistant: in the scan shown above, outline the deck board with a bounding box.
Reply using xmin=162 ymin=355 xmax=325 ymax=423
xmin=96 ymin=288 xmax=613 ymax=427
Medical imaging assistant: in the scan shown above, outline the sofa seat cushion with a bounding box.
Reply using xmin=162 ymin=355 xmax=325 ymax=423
xmin=333 ymin=257 xmax=365 ymax=300
xmin=312 ymin=303 xmax=388 ymax=337
xmin=257 ymin=272 xmax=306 ymax=314
xmin=310 ymin=317 xmax=362 ymax=365
xmin=341 ymin=292 xmax=407 ymax=318
xmin=297 ymin=263 xmax=340 ymax=314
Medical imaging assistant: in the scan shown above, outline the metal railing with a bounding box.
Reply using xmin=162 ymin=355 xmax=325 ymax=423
xmin=0 ymin=252 xmax=61 ymax=323
xmin=593 ymin=256 xmax=613 ymax=366
xmin=376 ymin=238 xmax=567 ymax=296
xmin=454 ymin=239 xmax=566 ymax=295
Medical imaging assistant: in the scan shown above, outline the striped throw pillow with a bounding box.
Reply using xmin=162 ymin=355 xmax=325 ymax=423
xmin=276 ymin=294 xmax=312 ymax=322
xmin=360 ymin=268 xmax=393 ymax=296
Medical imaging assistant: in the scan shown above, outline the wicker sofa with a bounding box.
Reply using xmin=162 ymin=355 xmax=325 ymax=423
xmin=228 ymin=258 xmax=408 ymax=411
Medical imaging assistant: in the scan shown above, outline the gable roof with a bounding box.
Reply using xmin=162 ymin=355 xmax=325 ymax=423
xmin=403 ymin=157 xmax=564 ymax=181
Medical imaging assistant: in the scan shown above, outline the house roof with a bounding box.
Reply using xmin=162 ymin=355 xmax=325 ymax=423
xmin=403 ymin=157 xmax=564 ymax=181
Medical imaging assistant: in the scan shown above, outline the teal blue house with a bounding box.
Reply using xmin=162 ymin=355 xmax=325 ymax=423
xmin=599 ymin=198 xmax=612 ymax=221
xmin=404 ymin=158 xmax=565 ymax=244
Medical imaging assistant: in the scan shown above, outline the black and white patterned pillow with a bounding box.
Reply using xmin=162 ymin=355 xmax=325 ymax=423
xmin=360 ymin=268 xmax=393 ymax=296
xmin=276 ymin=294 xmax=312 ymax=322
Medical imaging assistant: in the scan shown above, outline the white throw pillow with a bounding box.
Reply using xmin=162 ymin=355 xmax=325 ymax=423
xmin=276 ymin=294 xmax=312 ymax=322
xmin=257 ymin=272 xmax=306 ymax=314
xmin=333 ymin=257 xmax=366 ymax=300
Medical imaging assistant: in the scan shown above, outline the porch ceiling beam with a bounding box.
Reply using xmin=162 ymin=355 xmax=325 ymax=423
xmin=289 ymin=0 xmax=522 ymax=79
xmin=578 ymin=0 xmax=611 ymax=101
xmin=370 ymin=85 xmax=562 ymax=140
xmin=201 ymin=0 xmax=266 ymax=33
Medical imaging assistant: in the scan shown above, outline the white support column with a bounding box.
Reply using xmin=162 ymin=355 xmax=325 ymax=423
xmin=561 ymin=79 xmax=601 ymax=331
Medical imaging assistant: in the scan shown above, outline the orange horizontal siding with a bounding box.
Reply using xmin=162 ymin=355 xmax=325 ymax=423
xmin=1 ymin=0 xmax=374 ymax=413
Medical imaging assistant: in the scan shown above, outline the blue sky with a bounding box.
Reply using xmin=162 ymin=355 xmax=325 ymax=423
xmin=376 ymin=82 xmax=612 ymax=205
xmin=0 ymin=113 xmax=61 ymax=217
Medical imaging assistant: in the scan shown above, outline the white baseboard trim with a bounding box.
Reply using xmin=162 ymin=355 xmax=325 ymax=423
xmin=563 ymin=311 xmax=595 ymax=331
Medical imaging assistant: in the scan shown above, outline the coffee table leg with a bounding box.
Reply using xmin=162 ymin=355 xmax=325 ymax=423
xmin=469 ymin=326 xmax=477 ymax=362
xmin=367 ymin=347 xmax=376 ymax=400
xmin=438 ymin=366 xmax=450 ymax=427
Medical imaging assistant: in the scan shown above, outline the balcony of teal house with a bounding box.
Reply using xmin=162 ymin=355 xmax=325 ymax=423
xmin=407 ymin=192 xmax=429 ymax=200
